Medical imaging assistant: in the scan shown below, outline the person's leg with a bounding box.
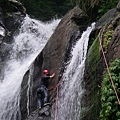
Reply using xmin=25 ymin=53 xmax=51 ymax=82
xmin=43 ymin=86 xmax=48 ymax=105
xmin=37 ymin=88 xmax=43 ymax=108
xmin=37 ymin=94 xmax=42 ymax=109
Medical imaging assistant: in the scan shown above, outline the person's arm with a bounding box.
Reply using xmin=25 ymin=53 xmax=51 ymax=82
xmin=50 ymin=73 xmax=55 ymax=78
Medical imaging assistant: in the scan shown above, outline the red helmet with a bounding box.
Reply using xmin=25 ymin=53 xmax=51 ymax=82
xmin=43 ymin=70 xmax=49 ymax=75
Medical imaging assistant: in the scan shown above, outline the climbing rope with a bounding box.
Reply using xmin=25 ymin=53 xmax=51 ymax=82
xmin=54 ymin=86 xmax=58 ymax=120
xmin=98 ymin=27 xmax=120 ymax=105
xmin=48 ymin=75 xmax=63 ymax=120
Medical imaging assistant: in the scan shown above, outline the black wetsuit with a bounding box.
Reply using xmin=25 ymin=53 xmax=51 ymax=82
xmin=37 ymin=76 xmax=50 ymax=108
xmin=41 ymin=76 xmax=50 ymax=88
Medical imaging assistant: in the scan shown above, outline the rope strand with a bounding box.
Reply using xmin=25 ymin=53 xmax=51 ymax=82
xmin=54 ymin=87 xmax=59 ymax=120
xmin=48 ymin=75 xmax=63 ymax=120
xmin=98 ymin=28 xmax=120 ymax=105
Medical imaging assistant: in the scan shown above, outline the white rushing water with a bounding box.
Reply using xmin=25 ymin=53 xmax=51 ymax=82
xmin=0 ymin=15 xmax=60 ymax=120
xmin=57 ymin=23 xmax=95 ymax=120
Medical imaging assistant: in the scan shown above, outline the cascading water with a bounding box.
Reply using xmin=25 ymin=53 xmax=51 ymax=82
xmin=0 ymin=15 xmax=60 ymax=120
xmin=57 ymin=23 xmax=95 ymax=120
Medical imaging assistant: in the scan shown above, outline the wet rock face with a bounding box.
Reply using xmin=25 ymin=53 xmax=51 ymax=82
xmin=39 ymin=7 xmax=89 ymax=110
xmin=95 ymin=8 xmax=117 ymax=29
xmin=23 ymin=6 xmax=90 ymax=120
xmin=41 ymin=6 xmax=89 ymax=79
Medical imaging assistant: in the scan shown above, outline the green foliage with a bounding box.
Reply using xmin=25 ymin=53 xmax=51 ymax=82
xmin=71 ymin=0 xmax=100 ymax=9
xmin=67 ymin=0 xmax=119 ymax=21
xmin=103 ymin=30 xmax=114 ymax=53
xmin=100 ymin=58 xmax=120 ymax=120
xmin=21 ymin=0 xmax=74 ymax=21
xmin=20 ymin=0 xmax=119 ymax=22
xmin=97 ymin=0 xmax=119 ymax=20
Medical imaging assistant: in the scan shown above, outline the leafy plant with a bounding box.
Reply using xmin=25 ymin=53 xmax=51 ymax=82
xmin=103 ymin=30 xmax=114 ymax=53
xmin=97 ymin=0 xmax=118 ymax=20
xmin=100 ymin=58 xmax=120 ymax=120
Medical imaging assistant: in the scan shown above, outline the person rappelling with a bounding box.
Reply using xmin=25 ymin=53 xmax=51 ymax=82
xmin=37 ymin=69 xmax=55 ymax=115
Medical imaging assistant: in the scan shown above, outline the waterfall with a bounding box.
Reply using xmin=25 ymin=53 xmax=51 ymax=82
xmin=57 ymin=23 xmax=95 ymax=120
xmin=0 ymin=15 xmax=60 ymax=120
xmin=26 ymin=64 xmax=34 ymax=116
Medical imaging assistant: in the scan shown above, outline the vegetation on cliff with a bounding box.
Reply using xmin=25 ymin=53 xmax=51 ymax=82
xmin=83 ymin=3 xmax=120 ymax=118
xmin=20 ymin=0 xmax=74 ymax=21
xmin=20 ymin=0 xmax=119 ymax=21
xmin=98 ymin=0 xmax=118 ymax=19
xmin=100 ymin=58 xmax=120 ymax=120
xmin=98 ymin=16 xmax=120 ymax=119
